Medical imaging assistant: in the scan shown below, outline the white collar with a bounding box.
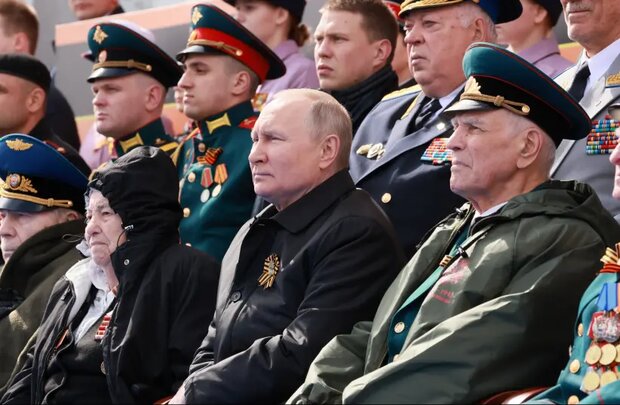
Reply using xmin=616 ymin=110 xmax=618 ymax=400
xmin=439 ymin=83 xmax=465 ymax=109
xmin=578 ymin=37 xmax=620 ymax=91
xmin=473 ymin=202 xmax=507 ymax=220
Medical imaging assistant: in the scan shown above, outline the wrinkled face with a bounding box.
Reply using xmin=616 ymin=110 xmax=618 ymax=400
xmin=234 ymin=0 xmax=280 ymax=45
xmin=248 ymin=97 xmax=324 ymax=210
xmin=447 ymin=110 xmax=522 ymax=203
xmin=403 ymin=6 xmax=477 ymax=98
xmin=91 ymin=74 xmax=149 ymax=139
xmin=496 ymin=0 xmax=540 ymax=47
xmin=68 ymin=0 xmax=118 ymax=20
xmin=560 ymin=0 xmax=620 ymax=54
xmin=85 ymin=189 xmax=126 ymax=269
xmin=610 ymin=135 xmax=620 ymax=200
xmin=0 ymin=74 xmax=33 ymax=135
xmin=177 ymin=54 xmax=237 ymax=121
xmin=314 ymin=10 xmax=378 ymax=91
xmin=0 ymin=209 xmax=65 ymax=262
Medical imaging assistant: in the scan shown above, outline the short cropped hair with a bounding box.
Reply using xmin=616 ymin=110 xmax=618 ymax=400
xmin=321 ymin=0 xmax=397 ymax=64
xmin=0 ymin=0 xmax=38 ymax=54
xmin=273 ymin=89 xmax=353 ymax=170
xmin=223 ymin=56 xmax=260 ymax=97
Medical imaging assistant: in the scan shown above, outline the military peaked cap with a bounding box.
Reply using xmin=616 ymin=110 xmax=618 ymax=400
xmin=400 ymin=0 xmax=523 ymax=24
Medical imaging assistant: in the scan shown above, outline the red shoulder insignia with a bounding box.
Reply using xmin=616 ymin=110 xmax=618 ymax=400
xmin=239 ymin=116 xmax=258 ymax=130
xmin=43 ymin=140 xmax=66 ymax=154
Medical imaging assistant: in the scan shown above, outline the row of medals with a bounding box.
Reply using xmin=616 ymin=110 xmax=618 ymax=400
xmin=581 ymin=247 xmax=620 ymax=392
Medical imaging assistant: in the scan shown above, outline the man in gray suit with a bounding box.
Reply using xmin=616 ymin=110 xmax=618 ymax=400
xmin=552 ymin=0 xmax=620 ymax=219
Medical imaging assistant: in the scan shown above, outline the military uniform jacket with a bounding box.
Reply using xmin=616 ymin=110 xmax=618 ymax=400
xmin=350 ymin=87 xmax=465 ymax=257
xmin=1 ymin=236 xmax=219 ymax=404
xmin=111 ymin=118 xmax=183 ymax=171
xmin=183 ymin=170 xmax=405 ymax=403
xmin=0 ymin=220 xmax=84 ymax=393
xmin=179 ymin=101 xmax=257 ymax=262
xmin=552 ymin=51 xmax=620 ymax=220
xmin=533 ymin=267 xmax=620 ymax=404
xmin=289 ymin=180 xmax=620 ymax=404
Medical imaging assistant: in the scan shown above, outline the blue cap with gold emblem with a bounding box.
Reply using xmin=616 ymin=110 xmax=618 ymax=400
xmin=0 ymin=134 xmax=88 ymax=213
xmin=176 ymin=3 xmax=286 ymax=83
xmin=399 ymin=0 xmax=523 ymax=23
xmin=86 ymin=21 xmax=183 ymax=88
xmin=444 ymin=42 xmax=591 ymax=145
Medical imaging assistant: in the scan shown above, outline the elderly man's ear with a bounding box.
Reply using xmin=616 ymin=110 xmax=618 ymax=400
xmin=516 ymin=128 xmax=545 ymax=169
xmin=318 ymin=134 xmax=341 ymax=169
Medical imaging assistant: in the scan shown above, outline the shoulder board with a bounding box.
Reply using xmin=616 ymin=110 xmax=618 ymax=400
xmin=239 ymin=116 xmax=258 ymax=130
xmin=381 ymin=84 xmax=422 ymax=101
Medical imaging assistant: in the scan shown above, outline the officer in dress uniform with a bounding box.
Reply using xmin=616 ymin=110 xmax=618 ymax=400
xmin=0 ymin=134 xmax=87 ymax=394
xmin=349 ymin=0 xmax=522 ymax=257
xmin=86 ymin=21 xmax=184 ymax=167
xmin=175 ymin=3 xmax=285 ymax=262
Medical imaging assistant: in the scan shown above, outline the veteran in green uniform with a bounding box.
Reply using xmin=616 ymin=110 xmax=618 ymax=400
xmin=0 ymin=134 xmax=87 ymax=394
xmin=86 ymin=21 xmax=184 ymax=166
xmin=176 ymin=3 xmax=285 ymax=261
xmin=288 ymin=43 xmax=620 ymax=404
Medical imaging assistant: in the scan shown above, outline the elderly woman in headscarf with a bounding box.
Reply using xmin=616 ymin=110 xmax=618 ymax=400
xmin=1 ymin=147 xmax=219 ymax=404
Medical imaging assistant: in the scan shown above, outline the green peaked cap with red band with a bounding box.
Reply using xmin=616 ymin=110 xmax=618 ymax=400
xmin=176 ymin=3 xmax=286 ymax=83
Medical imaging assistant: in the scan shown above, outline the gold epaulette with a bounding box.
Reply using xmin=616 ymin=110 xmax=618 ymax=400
xmin=381 ymin=84 xmax=422 ymax=101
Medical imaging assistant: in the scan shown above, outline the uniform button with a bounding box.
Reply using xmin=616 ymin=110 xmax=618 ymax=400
xmin=123 ymin=259 xmax=130 ymax=266
xmin=185 ymin=243 xmax=192 ymax=247
xmin=381 ymin=193 xmax=392 ymax=204
xmin=198 ymin=143 xmax=206 ymax=153
xmin=569 ymin=359 xmax=580 ymax=373
xmin=183 ymin=207 xmax=191 ymax=218
xmin=394 ymin=321 xmax=405 ymax=334
xmin=230 ymin=291 xmax=242 ymax=302
xmin=568 ymin=395 xmax=579 ymax=404
xmin=577 ymin=323 xmax=584 ymax=337
xmin=187 ymin=172 xmax=196 ymax=183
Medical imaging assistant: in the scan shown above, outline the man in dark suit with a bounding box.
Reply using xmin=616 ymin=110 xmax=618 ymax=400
xmin=350 ymin=0 xmax=522 ymax=257
xmin=551 ymin=0 xmax=620 ymax=221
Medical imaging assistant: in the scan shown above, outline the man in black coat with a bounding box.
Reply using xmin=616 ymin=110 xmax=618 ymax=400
xmin=170 ymin=89 xmax=405 ymax=404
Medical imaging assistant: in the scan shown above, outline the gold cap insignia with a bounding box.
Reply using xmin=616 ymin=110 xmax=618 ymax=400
xmin=6 ymin=138 xmax=33 ymax=151
xmin=258 ymin=253 xmax=281 ymax=289
xmin=3 ymin=174 xmax=37 ymax=194
xmin=464 ymin=76 xmax=482 ymax=95
xmin=192 ymin=8 xmax=203 ymax=26
xmin=98 ymin=50 xmax=107 ymax=63
xmin=93 ymin=25 xmax=108 ymax=45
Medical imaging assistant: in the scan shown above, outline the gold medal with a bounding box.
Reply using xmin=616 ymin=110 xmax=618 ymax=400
xmin=616 ymin=344 xmax=620 ymax=363
xmin=601 ymin=370 xmax=618 ymax=386
xmin=567 ymin=395 xmax=579 ymax=404
xmin=569 ymin=359 xmax=581 ymax=374
xmin=585 ymin=344 xmax=602 ymax=365
xmin=258 ymin=253 xmax=280 ymax=289
xmin=601 ymin=343 xmax=617 ymax=365
xmin=212 ymin=184 xmax=222 ymax=197
xmin=582 ymin=371 xmax=600 ymax=392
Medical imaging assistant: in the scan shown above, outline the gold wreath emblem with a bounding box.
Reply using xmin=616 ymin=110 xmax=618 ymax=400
xmin=258 ymin=254 xmax=281 ymax=289
xmin=3 ymin=174 xmax=37 ymax=194
xmin=6 ymin=138 xmax=33 ymax=151
xmin=93 ymin=25 xmax=108 ymax=44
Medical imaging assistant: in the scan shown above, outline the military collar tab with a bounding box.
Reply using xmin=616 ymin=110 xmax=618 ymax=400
xmin=115 ymin=119 xmax=171 ymax=156
xmin=199 ymin=101 xmax=256 ymax=135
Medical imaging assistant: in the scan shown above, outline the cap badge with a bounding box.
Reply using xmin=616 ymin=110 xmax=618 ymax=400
xmin=6 ymin=138 xmax=33 ymax=151
xmin=192 ymin=8 xmax=203 ymax=26
xmin=4 ymin=174 xmax=37 ymax=194
xmin=93 ymin=25 xmax=108 ymax=45
xmin=259 ymin=253 xmax=281 ymax=289
xmin=464 ymin=76 xmax=482 ymax=95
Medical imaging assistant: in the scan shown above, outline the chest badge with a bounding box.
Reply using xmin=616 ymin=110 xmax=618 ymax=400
xmin=586 ymin=115 xmax=618 ymax=155
xmin=421 ymin=138 xmax=452 ymax=165
xmin=259 ymin=253 xmax=281 ymax=289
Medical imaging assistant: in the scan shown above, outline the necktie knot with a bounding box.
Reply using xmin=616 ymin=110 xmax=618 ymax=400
xmin=412 ymin=98 xmax=442 ymax=131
